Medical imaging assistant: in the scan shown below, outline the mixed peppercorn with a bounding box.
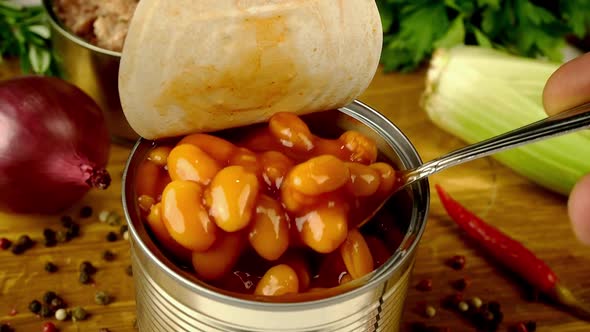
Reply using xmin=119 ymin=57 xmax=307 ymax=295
xmin=0 ymin=206 xmax=133 ymax=331
xmin=409 ymin=254 xmax=524 ymax=332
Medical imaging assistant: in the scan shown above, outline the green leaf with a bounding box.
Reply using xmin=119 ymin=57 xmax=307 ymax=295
xmin=28 ymin=44 xmax=41 ymax=73
xmin=399 ymin=3 xmax=450 ymax=62
xmin=473 ymin=27 xmax=492 ymax=48
xmin=434 ymin=16 xmax=465 ymax=48
xmin=37 ymin=48 xmax=51 ymax=73
xmin=28 ymin=24 xmax=50 ymax=39
xmin=28 ymin=44 xmax=50 ymax=74
xmin=379 ymin=1 xmax=451 ymax=71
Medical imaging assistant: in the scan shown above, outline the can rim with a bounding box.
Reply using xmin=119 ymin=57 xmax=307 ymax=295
xmin=41 ymin=0 xmax=122 ymax=58
xmin=122 ymin=100 xmax=430 ymax=310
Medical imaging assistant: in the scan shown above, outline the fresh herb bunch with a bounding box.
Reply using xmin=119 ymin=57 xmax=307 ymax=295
xmin=377 ymin=0 xmax=590 ymax=72
xmin=0 ymin=1 xmax=60 ymax=76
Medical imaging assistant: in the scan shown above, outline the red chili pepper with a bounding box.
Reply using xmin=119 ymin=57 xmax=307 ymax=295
xmin=435 ymin=184 xmax=590 ymax=321
xmin=435 ymin=184 xmax=557 ymax=292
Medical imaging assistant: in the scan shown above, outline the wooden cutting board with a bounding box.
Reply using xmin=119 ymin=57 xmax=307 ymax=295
xmin=1 ymin=60 xmax=589 ymax=332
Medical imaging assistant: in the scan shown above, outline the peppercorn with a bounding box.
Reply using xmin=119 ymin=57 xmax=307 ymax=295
xmin=98 ymin=210 xmax=111 ymax=223
xmin=55 ymin=231 xmax=68 ymax=243
xmin=18 ymin=235 xmax=34 ymax=247
xmin=42 ymin=321 xmax=58 ymax=332
xmin=470 ymin=297 xmax=483 ymax=309
xmin=125 ymin=265 xmax=133 ymax=276
xmin=60 ymin=216 xmax=73 ymax=228
xmin=472 ymin=302 xmax=503 ymax=332
xmin=43 ymin=291 xmax=57 ymax=304
xmin=71 ymin=306 xmax=88 ymax=321
xmin=55 ymin=308 xmax=68 ymax=321
xmin=416 ymin=279 xmax=433 ymax=291
xmin=102 ymin=250 xmax=115 ymax=262
xmin=45 ymin=262 xmax=58 ymax=273
xmin=29 ymin=299 xmax=42 ymax=314
xmin=451 ymin=277 xmax=471 ymax=291
xmin=106 ymin=231 xmax=118 ymax=242
xmin=79 ymin=261 xmax=97 ymax=275
xmin=65 ymin=223 xmax=80 ymax=240
xmin=483 ymin=311 xmax=495 ymax=321
xmin=441 ymin=293 xmax=463 ymax=310
xmin=0 ymin=324 xmax=14 ymax=332
xmin=0 ymin=238 xmax=11 ymax=250
xmin=11 ymin=244 xmax=25 ymax=255
xmin=424 ymin=305 xmax=436 ymax=318
xmin=525 ymin=321 xmax=537 ymax=332
xmin=43 ymin=228 xmax=56 ymax=240
xmin=49 ymin=296 xmax=65 ymax=311
xmin=94 ymin=291 xmax=111 ymax=306
xmin=447 ymin=255 xmax=466 ymax=270
xmin=79 ymin=271 xmax=91 ymax=285
xmin=40 ymin=305 xmax=53 ymax=318
xmin=107 ymin=213 xmax=122 ymax=227
xmin=99 ymin=329 xmax=111 ymax=332
xmin=43 ymin=229 xmax=57 ymax=247
xmin=119 ymin=224 xmax=129 ymax=236
xmin=458 ymin=301 xmax=469 ymax=312
xmin=79 ymin=206 xmax=93 ymax=218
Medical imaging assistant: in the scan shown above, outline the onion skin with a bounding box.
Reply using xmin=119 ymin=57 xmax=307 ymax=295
xmin=0 ymin=76 xmax=111 ymax=214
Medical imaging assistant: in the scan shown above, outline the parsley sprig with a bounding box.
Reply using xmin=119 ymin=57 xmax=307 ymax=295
xmin=0 ymin=1 xmax=59 ymax=76
xmin=377 ymin=0 xmax=590 ymax=72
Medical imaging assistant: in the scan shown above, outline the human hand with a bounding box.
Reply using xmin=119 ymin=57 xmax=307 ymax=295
xmin=543 ymin=52 xmax=590 ymax=245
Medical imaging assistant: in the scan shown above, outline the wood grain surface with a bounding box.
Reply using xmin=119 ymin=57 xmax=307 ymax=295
xmin=1 ymin=60 xmax=590 ymax=332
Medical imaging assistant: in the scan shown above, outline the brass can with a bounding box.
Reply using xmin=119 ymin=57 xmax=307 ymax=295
xmin=42 ymin=0 xmax=138 ymax=145
xmin=122 ymin=101 xmax=430 ymax=331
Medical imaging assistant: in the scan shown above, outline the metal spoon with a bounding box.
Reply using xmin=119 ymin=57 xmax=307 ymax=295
xmin=357 ymin=101 xmax=590 ymax=228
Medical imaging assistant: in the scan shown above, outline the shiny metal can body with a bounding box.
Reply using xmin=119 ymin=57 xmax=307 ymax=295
xmin=42 ymin=0 xmax=138 ymax=145
xmin=122 ymin=100 xmax=430 ymax=332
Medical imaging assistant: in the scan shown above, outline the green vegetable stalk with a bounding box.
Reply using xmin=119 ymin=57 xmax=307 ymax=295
xmin=421 ymin=46 xmax=590 ymax=195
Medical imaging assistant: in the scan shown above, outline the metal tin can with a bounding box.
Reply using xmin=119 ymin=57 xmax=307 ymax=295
xmin=122 ymin=100 xmax=430 ymax=332
xmin=42 ymin=0 xmax=138 ymax=145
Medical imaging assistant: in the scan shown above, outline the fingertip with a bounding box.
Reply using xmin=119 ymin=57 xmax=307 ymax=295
xmin=568 ymin=173 xmax=590 ymax=245
xmin=542 ymin=52 xmax=590 ymax=116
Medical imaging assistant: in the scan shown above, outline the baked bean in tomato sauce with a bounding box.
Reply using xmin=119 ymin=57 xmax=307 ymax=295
xmin=135 ymin=112 xmax=407 ymax=300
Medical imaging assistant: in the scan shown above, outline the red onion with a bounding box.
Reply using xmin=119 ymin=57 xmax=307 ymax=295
xmin=0 ymin=76 xmax=111 ymax=214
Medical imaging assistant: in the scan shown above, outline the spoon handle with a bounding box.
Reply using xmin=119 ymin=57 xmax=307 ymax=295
xmin=399 ymin=101 xmax=590 ymax=187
